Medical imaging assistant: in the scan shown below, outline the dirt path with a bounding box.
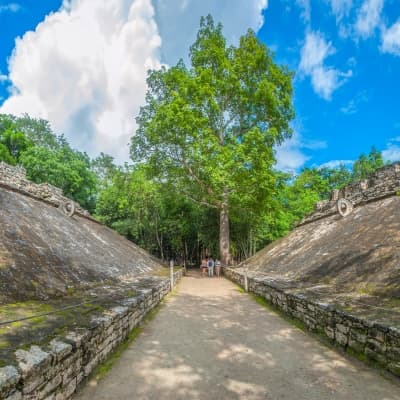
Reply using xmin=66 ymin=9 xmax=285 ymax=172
xmin=74 ymin=271 xmax=400 ymax=400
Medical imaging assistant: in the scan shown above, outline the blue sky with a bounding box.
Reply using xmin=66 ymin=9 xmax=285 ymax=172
xmin=0 ymin=0 xmax=399 ymax=170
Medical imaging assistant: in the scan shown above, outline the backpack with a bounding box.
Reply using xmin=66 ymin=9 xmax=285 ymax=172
xmin=207 ymin=259 xmax=213 ymax=267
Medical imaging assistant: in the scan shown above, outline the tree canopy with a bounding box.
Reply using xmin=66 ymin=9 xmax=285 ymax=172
xmin=131 ymin=15 xmax=295 ymax=264
xmin=0 ymin=114 xmax=97 ymax=211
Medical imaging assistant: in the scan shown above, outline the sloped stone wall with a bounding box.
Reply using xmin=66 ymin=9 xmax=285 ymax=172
xmin=0 ymin=270 xmax=183 ymax=400
xmin=300 ymin=162 xmax=400 ymax=225
xmin=224 ymin=267 xmax=400 ymax=378
xmin=0 ymin=162 xmax=91 ymax=219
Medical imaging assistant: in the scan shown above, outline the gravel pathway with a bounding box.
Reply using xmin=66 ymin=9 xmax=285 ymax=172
xmin=75 ymin=271 xmax=400 ymax=400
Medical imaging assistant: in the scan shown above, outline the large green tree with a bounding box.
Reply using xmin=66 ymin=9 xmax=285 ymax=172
xmin=131 ymin=16 xmax=294 ymax=264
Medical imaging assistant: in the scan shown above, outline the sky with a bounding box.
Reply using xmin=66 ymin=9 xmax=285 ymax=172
xmin=0 ymin=0 xmax=399 ymax=172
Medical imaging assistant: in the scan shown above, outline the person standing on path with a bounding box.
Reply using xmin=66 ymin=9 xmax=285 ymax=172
xmin=207 ymin=256 xmax=214 ymax=277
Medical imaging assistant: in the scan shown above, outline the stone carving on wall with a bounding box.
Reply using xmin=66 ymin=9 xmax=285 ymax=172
xmin=337 ymin=198 xmax=353 ymax=217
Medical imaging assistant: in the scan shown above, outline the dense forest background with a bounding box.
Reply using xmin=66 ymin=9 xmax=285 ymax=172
xmin=0 ymin=112 xmax=385 ymax=265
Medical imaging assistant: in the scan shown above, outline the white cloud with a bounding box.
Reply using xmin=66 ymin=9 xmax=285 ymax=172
xmin=382 ymin=137 xmax=400 ymax=162
xmin=0 ymin=3 xmax=21 ymax=13
xmin=1 ymin=0 xmax=163 ymax=161
xmin=154 ymin=0 xmax=267 ymax=65
xmin=319 ymin=159 xmax=353 ymax=168
xmin=355 ymin=0 xmax=383 ymax=39
xmin=0 ymin=0 xmax=268 ymax=162
xmin=381 ymin=19 xmax=400 ymax=56
xmin=382 ymin=145 xmax=400 ymax=162
xmin=299 ymin=31 xmax=352 ymax=100
xmin=330 ymin=0 xmax=353 ymax=21
xmin=275 ymin=132 xmax=326 ymax=172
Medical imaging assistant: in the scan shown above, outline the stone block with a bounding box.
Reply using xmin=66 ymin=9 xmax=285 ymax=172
xmin=64 ymin=330 xmax=90 ymax=350
xmin=16 ymin=346 xmax=53 ymax=394
xmin=368 ymin=325 xmax=386 ymax=343
xmin=349 ymin=328 xmax=367 ymax=344
xmin=38 ymin=373 xmax=62 ymax=398
xmin=50 ymin=340 xmax=73 ymax=363
xmin=0 ymin=366 xmax=21 ymax=398
xmin=336 ymin=323 xmax=350 ymax=334
xmin=348 ymin=338 xmax=365 ymax=354
xmin=335 ymin=331 xmax=348 ymax=347
xmin=366 ymin=338 xmax=386 ymax=353
xmin=386 ymin=346 xmax=400 ymax=361
xmin=56 ymin=377 xmax=77 ymax=400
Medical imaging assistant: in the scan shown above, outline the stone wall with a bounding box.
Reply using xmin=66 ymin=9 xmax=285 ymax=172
xmin=0 ymin=162 xmax=91 ymax=219
xmin=0 ymin=269 xmax=184 ymax=400
xmin=300 ymin=162 xmax=400 ymax=225
xmin=224 ymin=267 xmax=400 ymax=378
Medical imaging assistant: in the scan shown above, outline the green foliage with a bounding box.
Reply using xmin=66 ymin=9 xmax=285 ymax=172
xmin=0 ymin=113 xmax=97 ymax=211
xmin=352 ymin=146 xmax=385 ymax=181
xmin=0 ymin=114 xmax=33 ymax=164
xmin=131 ymin=15 xmax=294 ymax=262
xmin=20 ymin=145 xmax=97 ymax=211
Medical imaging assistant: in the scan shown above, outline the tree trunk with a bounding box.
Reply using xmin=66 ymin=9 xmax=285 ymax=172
xmin=219 ymin=195 xmax=230 ymax=266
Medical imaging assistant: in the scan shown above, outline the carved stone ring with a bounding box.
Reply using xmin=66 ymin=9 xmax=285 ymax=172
xmin=337 ymin=198 xmax=353 ymax=217
xmin=61 ymin=201 xmax=76 ymax=217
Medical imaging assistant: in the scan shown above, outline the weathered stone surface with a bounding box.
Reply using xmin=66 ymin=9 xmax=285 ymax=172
xmin=50 ymin=340 xmax=73 ymax=363
xmin=0 ymin=162 xmax=168 ymax=303
xmin=15 ymin=346 xmax=52 ymax=378
xmin=4 ymin=390 xmax=22 ymax=400
xmin=0 ymin=366 xmax=20 ymax=398
xmin=0 ymin=270 xmax=183 ymax=400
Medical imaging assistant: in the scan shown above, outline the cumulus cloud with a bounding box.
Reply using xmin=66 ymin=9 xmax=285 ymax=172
xmin=381 ymin=19 xmax=400 ymax=56
xmin=0 ymin=0 xmax=268 ymax=162
xmin=275 ymin=132 xmax=327 ymax=172
xmin=355 ymin=0 xmax=383 ymax=39
xmin=299 ymin=31 xmax=352 ymax=100
xmin=154 ymin=0 xmax=267 ymax=65
xmin=1 ymin=0 xmax=162 ymax=161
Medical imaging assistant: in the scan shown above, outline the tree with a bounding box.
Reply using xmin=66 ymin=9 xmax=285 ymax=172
xmin=131 ymin=15 xmax=294 ymax=265
xmin=0 ymin=114 xmax=33 ymax=164
xmin=352 ymin=146 xmax=385 ymax=181
xmin=20 ymin=144 xmax=97 ymax=211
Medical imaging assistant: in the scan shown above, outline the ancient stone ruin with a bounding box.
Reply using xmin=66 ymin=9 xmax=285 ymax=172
xmin=225 ymin=162 xmax=400 ymax=379
xmin=302 ymin=161 xmax=400 ymax=224
xmin=0 ymin=162 xmax=183 ymax=400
